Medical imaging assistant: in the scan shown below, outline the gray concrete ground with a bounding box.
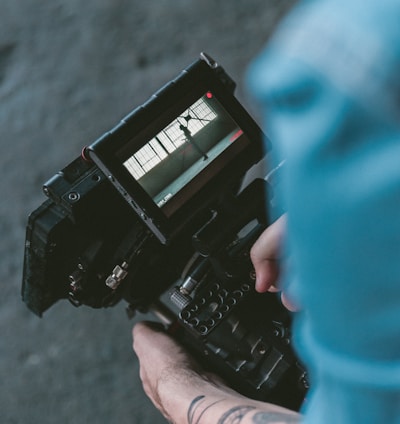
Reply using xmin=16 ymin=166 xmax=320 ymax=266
xmin=0 ymin=1 xmax=295 ymax=423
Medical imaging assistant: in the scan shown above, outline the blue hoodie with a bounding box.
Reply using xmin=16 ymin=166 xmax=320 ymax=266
xmin=247 ymin=0 xmax=400 ymax=422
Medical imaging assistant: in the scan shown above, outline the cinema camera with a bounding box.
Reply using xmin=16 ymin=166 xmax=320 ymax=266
xmin=22 ymin=53 xmax=308 ymax=410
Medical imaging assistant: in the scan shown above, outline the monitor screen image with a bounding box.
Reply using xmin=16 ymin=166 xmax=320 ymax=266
xmin=121 ymin=92 xmax=250 ymax=216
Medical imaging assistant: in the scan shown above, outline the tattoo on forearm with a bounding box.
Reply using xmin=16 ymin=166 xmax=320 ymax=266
xmin=188 ymin=397 xmax=256 ymax=424
xmin=252 ymin=411 xmax=300 ymax=423
xmin=187 ymin=395 xmax=224 ymax=424
xmin=187 ymin=396 xmax=299 ymax=424
xmin=217 ymin=405 xmax=256 ymax=423
xmin=188 ymin=396 xmax=205 ymax=424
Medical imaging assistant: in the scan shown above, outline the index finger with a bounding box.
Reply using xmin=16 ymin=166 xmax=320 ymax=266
xmin=250 ymin=215 xmax=286 ymax=293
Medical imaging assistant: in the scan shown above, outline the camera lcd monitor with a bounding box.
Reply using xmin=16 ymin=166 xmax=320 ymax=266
xmin=120 ymin=92 xmax=250 ymax=217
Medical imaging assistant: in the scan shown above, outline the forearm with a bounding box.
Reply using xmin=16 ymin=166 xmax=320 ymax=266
xmin=180 ymin=394 xmax=301 ymax=424
xmin=156 ymin=368 xmax=301 ymax=424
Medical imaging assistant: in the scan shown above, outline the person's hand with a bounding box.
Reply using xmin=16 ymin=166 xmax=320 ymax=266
xmin=132 ymin=321 xmax=301 ymax=424
xmin=250 ymin=215 xmax=297 ymax=311
xmin=132 ymin=321 xmax=195 ymax=419
xmin=132 ymin=321 xmax=233 ymax=422
xmin=250 ymin=215 xmax=286 ymax=293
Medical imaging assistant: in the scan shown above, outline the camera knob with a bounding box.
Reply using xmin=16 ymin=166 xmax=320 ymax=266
xmin=170 ymin=287 xmax=191 ymax=310
xmin=105 ymin=262 xmax=128 ymax=290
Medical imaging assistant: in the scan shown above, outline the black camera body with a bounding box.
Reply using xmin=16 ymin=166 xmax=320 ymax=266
xmin=22 ymin=53 xmax=307 ymax=410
